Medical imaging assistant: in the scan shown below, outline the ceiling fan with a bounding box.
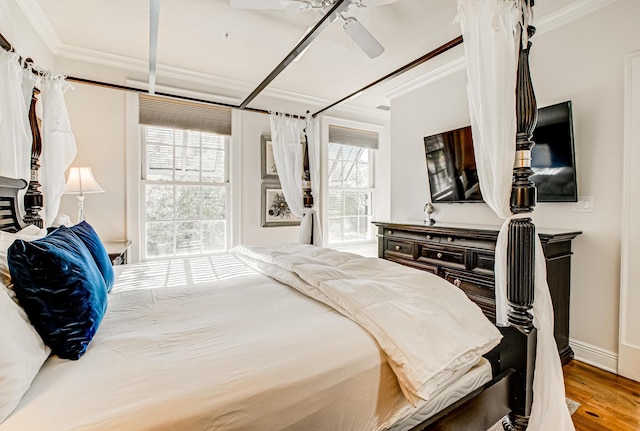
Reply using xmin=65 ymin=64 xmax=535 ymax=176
xmin=229 ymin=0 xmax=399 ymax=59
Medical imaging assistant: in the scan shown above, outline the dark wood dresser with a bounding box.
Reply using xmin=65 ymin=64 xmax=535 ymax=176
xmin=373 ymin=221 xmax=581 ymax=365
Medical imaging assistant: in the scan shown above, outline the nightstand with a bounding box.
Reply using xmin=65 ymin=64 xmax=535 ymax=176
xmin=104 ymin=240 xmax=132 ymax=265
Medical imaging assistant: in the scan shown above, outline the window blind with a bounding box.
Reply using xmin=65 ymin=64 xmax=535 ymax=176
xmin=328 ymin=125 xmax=378 ymax=150
xmin=139 ymin=94 xmax=232 ymax=135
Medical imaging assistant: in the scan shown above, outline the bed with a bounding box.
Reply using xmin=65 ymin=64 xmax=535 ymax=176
xmin=0 ymin=1 xmax=549 ymax=430
xmin=0 ymin=231 xmax=500 ymax=430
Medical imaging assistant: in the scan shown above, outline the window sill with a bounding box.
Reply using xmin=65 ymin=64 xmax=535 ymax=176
xmin=329 ymin=242 xmax=377 ymax=258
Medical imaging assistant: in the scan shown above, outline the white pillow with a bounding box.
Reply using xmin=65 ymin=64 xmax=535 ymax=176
xmin=50 ymin=213 xmax=72 ymax=228
xmin=0 ymin=281 xmax=50 ymax=423
xmin=0 ymin=225 xmax=47 ymax=298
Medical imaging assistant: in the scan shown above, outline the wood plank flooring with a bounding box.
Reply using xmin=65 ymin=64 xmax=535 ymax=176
xmin=564 ymin=360 xmax=640 ymax=431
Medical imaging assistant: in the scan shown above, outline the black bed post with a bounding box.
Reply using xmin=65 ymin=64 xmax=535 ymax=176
xmin=502 ymin=2 xmax=538 ymax=430
xmin=23 ymin=83 xmax=44 ymax=228
xmin=302 ymin=113 xmax=314 ymax=244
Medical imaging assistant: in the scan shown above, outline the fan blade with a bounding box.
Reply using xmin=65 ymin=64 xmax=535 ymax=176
xmin=342 ymin=17 xmax=384 ymax=58
xmin=230 ymin=0 xmax=300 ymax=10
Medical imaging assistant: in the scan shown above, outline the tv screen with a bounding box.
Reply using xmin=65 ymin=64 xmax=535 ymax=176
xmin=424 ymin=101 xmax=577 ymax=203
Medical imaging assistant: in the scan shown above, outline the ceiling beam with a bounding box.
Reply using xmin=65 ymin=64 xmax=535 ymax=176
xmin=148 ymin=0 xmax=161 ymax=95
xmin=238 ymin=0 xmax=351 ymax=110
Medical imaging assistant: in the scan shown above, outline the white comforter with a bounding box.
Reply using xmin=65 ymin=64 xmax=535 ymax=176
xmin=232 ymin=244 xmax=502 ymax=405
xmin=3 ymin=248 xmax=499 ymax=431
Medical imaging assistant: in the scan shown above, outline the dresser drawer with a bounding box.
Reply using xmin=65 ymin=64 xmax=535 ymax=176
xmin=470 ymin=250 xmax=495 ymax=275
xmin=443 ymin=270 xmax=496 ymax=321
xmin=383 ymin=239 xmax=414 ymax=260
xmin=417 ymin=244 xmax=465 ymax=268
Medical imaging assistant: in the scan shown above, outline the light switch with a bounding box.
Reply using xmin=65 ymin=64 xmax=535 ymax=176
xmin=573 ymin=196 xmax=594 ymax=213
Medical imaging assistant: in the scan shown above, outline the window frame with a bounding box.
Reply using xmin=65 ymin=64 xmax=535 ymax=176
xmin=140 ymin=125 xmax=231 ymax=260
xmin=322 ymin=117 xmax=382 ymax=247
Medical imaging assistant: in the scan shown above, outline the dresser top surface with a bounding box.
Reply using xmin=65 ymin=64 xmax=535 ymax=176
xmin=373 ymin=220 xmax=582 ymax=239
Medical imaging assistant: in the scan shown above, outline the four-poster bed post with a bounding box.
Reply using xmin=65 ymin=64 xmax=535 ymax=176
xmin=23 ymin=84 xmax=44 ymax=228
xmin=504 ymin=6 xmax=538 ymax=431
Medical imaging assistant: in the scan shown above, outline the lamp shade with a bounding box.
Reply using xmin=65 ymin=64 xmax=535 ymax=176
xmin=64 ymin=167 xmax=104 ymax=195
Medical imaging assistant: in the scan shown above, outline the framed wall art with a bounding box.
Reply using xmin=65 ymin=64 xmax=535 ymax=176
xmin=261 ymin=182 xmax=301 ymax=227
xmin=261 ymin=135 xmax=278 ymax=180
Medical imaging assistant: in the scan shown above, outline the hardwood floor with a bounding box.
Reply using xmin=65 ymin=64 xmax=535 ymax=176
xmin=564 ymin=360 xmax=640 ymax=430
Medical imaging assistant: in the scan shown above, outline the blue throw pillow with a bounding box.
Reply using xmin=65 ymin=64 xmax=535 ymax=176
xmin=7 ymin=226 xmax=108 ymax=360
xmin=69 ymin=221 xmax=115 ymax=293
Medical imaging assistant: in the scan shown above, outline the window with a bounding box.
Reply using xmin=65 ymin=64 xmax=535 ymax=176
xmin=138 ymin=95 xmax=232 ymax=260
xmin=326 ymin=125 xmax=378 ymax=245
xmin=142 ymin=127 xmax=229 ymax=258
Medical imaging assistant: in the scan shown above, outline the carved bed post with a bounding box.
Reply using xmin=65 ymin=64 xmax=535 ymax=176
xmin=503 ymin=2 xmax=538 ymax=430
xmin=302 ymin=112 xmax=314 ymax=244
xmin=302 ymin=133 xmax=313 ymax=210
xmin=23 ymin=84 xmax=44 ymax=228
xmin=302 ymin=111 xmax=314 ymax=210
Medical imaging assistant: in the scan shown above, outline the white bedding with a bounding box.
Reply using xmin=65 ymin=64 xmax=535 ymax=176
xmin=3 ymin=252 xmax=494 ymax=431
xmin=232 ymin=244 xmax=502 ymax=404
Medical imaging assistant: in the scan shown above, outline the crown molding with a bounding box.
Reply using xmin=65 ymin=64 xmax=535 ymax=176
xmin=125 ymin=79 xmax=242 ymax=106
xmin=384 ymin=0 xmax=620 ymax=101
xmin=384 ymin=56 xmax=465 ymax=100
xmin=15 ymin=0 xmax=61 ymax=54
xmin=534 ymin=0 xmax=619 ymax=34
xmin=58 ymin=44 xmax=252 ymax=95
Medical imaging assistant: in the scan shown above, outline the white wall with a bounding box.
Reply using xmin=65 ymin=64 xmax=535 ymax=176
xmin=389 ymin=0 xmax=640 ymax=370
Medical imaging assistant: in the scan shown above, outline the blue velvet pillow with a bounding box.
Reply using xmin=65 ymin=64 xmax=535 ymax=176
xmin=69 ymin=222 xmax=115 ymax=293
xmin=7 ymin=226 xmax=108 ymax=360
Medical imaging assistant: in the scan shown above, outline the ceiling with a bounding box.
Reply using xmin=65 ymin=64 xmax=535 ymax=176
xmin=25 ymin=0 xmax=576 ymax=117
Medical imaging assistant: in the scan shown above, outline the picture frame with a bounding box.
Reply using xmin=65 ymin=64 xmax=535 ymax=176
xmin=260 ymin=134 xmax=306 ymax=180
xmin=261 ymin=182 xmax=301 ymax=227
xmin=261 ymin=135 xmax=279 ymax=180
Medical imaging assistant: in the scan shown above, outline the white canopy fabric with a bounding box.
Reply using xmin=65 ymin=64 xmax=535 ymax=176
xmin=456 ymin=0 xmax=575 ymax=430
xmin=0 ymin=52 xmax=32 ymax=210
xmin=40 ymin=75 xmax=77 ymax=227
xmin=269 ymin=112 xmax=322 ymax=246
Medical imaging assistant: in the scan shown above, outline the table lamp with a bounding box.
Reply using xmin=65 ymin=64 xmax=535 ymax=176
xmin=64 ymin=167 xmax=104 ymax=222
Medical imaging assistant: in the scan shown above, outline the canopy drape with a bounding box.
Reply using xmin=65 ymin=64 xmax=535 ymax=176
xmin=269 ymin=112 xmax=322 ymax=246
xmin=457 ymin=0 xmax=575 ymax=429
xmin=0 ymin=52 xmax=32 ymax=213
xmin=40 ymin=75 xmax=77 ymax=226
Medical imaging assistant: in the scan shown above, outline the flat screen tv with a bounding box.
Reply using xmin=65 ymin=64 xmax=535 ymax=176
xmin=424 ymin=101 xmax=577 ymax=203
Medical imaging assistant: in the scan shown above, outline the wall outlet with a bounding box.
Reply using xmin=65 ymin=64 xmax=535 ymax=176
xmin=573 ymin=196 xmax=594 ymax=213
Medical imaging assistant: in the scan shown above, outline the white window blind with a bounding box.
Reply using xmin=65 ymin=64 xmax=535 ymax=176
xmin=328 ymin=125 xmax=379 ymax=150
xmin=139 ymin=94 xmax=232 ymax=136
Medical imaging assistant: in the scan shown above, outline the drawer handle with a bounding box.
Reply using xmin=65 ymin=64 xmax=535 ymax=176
xmin=447 ymin=237 xmax=454 ymax=243
xmin=453 ymin=278 xmax=462 ymax=288
xmin=387 ymin=230 xmax=393 ymax=235
xmin=436 ymin=252 xmax=443 ymax=259
xmin=426 ymin=234 xmax=433 ymax=240
xmin=395 ymin=245 xmax=401 ymax=251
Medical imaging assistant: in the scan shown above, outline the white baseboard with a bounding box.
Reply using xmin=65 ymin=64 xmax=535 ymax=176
xmin=570 ymin=339 xmax=618 ymax=374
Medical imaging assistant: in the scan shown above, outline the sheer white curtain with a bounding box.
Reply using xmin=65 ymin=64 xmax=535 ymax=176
xmin=269 ymin=112 xmax=321 ymax=245
xmin=0 ymin=52 xmax=32 ymax=192
xmin=457 ymin=0 xmax=574 ymax=430
xmin=40 ymin=75 xmax=77 ymax=226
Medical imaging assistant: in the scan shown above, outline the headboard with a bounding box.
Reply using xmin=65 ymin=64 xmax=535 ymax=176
xmin=0 ymin=176 xmax=27 ymax=233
